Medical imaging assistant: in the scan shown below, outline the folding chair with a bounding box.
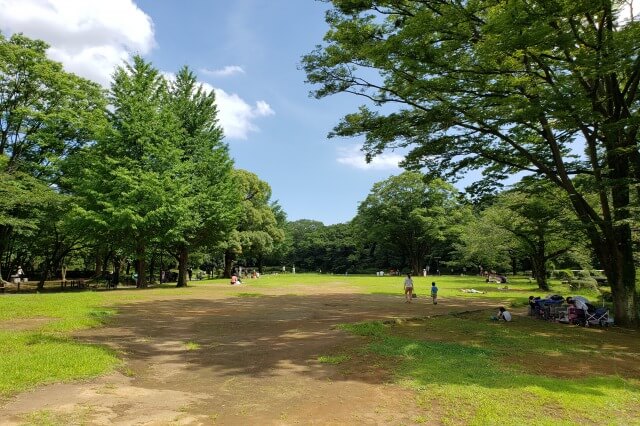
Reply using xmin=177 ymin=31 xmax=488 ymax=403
xmin=585 ymin=307 xmax=610 ymax=327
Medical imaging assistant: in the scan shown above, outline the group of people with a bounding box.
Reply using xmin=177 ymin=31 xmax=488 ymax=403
xmin=402 ymin=273 xmax=438 ymax=304
xmin=529 ymin=294 xmax=591 ymax=324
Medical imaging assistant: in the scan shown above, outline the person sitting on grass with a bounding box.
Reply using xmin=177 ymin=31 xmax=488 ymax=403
xmin=491 ymin=306 xmax=512 ymax=322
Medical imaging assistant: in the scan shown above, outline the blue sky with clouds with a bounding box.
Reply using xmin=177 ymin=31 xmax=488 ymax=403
xmin=0 ymin=0 xmax=407 ymax=224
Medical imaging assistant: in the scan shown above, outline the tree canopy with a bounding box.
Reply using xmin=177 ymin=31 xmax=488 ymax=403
xmin=304 ymin=0 xmax=640 ymax=326
xmin=354 ymin=172 xmax=464 ymax=275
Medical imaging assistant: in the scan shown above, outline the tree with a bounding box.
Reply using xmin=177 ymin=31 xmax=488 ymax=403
xmin=70 ymin=56 xmax=185 ymax=287
xmin=479 ymin=180 xmax=586 ymax=290
xmin=166 ymin=66 xmax=239 ymax=287
xmin=304 ymin=1 xmax=640 ymax=326
xmin=354 ymin=172 xmax=463 ymax=275
xmin=222 ymin=170 xmax=285 ymax=277
xmin=0 ymin=33 xmax=107 ymax=282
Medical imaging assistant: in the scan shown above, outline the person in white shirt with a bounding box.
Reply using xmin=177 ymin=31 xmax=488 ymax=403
xmin=403 ymin=273 xmax=414 ymax=303
xmin=497 ymin=306 xmax=512 ymax=321
xmin=567 ymin=296 xmax=588 ymax=312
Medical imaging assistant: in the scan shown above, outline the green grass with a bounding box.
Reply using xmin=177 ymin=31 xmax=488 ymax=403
xmin=338 ymin=317 xmax=640 ymax=425
xmin=184 ymin=341 xmax=201 ymax=351
xmin=317 ymin=354 xmax=351 ymax=364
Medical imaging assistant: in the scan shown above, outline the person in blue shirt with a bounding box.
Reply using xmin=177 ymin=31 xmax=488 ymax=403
xmin=431 ymin=282 xmax=438 ymax=304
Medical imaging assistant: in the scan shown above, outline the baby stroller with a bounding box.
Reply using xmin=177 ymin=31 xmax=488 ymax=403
xmin=585 ymin=307 xmax=610 ymax=327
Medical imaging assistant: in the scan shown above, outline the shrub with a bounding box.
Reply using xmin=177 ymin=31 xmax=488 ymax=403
xmin=569 ymin=278 xmax=598 ymax=291
xmin=554 ymin=269 xmax=573 ymax=281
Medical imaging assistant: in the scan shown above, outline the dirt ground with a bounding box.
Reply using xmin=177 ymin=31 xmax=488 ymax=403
xmin=5 ymin=283 xmax=638 ymax=425
xmin=1 ymin=285 xmax=508 ymax=425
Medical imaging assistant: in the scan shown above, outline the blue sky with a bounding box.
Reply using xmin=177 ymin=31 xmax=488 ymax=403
xmin=0 ymin=0 xmax=406 ymax=224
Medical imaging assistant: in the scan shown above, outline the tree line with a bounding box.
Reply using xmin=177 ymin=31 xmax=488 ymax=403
xmin=0 ymin=33 xmax=284 ymax=289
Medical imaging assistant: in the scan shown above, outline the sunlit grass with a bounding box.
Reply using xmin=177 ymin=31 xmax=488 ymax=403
xmin=338 ymin=317 xmax=640 ymax=425
xmin=0 ymin=331 xmax=118 ymax=397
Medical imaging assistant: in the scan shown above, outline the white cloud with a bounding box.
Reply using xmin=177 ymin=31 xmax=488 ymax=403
xmin=336 ymin=145 xmax=402 ymax=171
xmin=2 ymin=1 xmax=275 ymax=140
xmin=200 ymin=65 xmax=245 ymax=78
xmin=0 ymin=0 xmax=155 ymax=86
xmin=164 ymin=73 xmax=275 ymax=140
xmin=212 ymin=87 xmax=275 ymax=140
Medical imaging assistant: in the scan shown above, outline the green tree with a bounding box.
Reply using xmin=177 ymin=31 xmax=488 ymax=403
xmin=304 ymin=1 xmax=640 ymax=326
xmin=0 ymin=33 xmax=107 ymax=282
xmin=354 ymin=172 xmax=462 ymax=275
xmin=483 ymin=181 xmax=585 ymax=290
xmin=70 ymin=56 xmax=184 ymax=287
xmin=166 ymin=66 xmax=239 ymax=287
xmin=222 ymin=170 xmax=285 ymax=277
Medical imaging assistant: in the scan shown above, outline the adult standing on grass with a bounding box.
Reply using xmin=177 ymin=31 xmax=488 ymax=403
xmin=404 ymin=273 xmax=414 ymax=303
xmin=431 ymin=282 xmax=438 ymax=305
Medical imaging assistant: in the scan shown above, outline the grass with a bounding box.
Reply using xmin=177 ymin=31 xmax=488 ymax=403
xmin=338 ymin=316 xmax=640 ymax=425
xmin=0 ymin=272 xmax=626 ymax=424
xmin=317 ymin=354 xmax=351 ymax=364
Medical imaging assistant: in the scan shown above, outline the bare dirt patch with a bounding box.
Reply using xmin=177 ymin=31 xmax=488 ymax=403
xmin=4 ymin=286 xmax=634 ymax=425
xmin=0 ymin=317 xmax=53 ymax=331
xmin=1 ymin=288 xmax=489 ymax=425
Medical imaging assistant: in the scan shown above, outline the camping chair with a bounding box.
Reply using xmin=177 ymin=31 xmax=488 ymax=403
xmin=585 ymin=307 xmax=610 ymax=327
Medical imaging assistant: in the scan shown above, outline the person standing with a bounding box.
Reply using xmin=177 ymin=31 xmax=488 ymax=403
xmin=431 ymin=281 xmax=438 ymax=305
xmin=403 ymin=273 xmax=414 ymax=303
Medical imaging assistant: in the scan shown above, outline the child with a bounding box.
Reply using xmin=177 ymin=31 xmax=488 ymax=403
xmin=403 ymin=273 xmax=414 ymax=303
xmin=491 ymin=306 xmax=512 ymax=321
xmin=431 ymin=281 xmax=438 ymax=305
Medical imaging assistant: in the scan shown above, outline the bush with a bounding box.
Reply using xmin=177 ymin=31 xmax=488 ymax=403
xmin=569 ymin=278 xmax=598 ymax=291
xmin=554 ymin=269 xmax=573 ymax=281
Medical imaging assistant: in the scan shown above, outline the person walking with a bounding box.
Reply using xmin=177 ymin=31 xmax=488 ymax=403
xmin=403 ymin=273 xmax=414 ymax=303
xmin=431 ymin=281 xmax=438 ymax=305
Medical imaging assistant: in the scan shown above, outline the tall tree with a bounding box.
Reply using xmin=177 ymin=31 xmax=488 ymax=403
xmin=166 ymin=66 xmax=239 ymax=287
xmin=354 ymin=172 xmax=463 ymax=275
xmin=304 ymin=1 xmax=640 ymax=326
xmin=70 ymin=56 xmax=184 ymax=287
xmin=0 ymin=33 xmax=107 ymax=281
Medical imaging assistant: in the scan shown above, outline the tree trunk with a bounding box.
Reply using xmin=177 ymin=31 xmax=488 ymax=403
xmin=37 ymin=258 xmax=51 ymax=291
xmin=136 ymin=243 xmax=146 ymax=288
xmin=94 ymin=251 xmax=102 ymax=277
xmin=176 ymin=245 xmax=188 ymax=287
xmin=410 ymin=257 xmax=422 ymax=276
xmin=112 ymin=255 xmax=121 ymax=287
xmin=599 ymin=224 xmax=638 ymax=328
xmin=223 ymin=250 xmax=234 ymax=278
xmin=530 ymin=248 xmax=549 ymax=291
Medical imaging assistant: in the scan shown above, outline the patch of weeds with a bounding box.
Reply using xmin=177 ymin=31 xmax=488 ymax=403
xmin=88 ymin=308 xmax=116 ymax=323
xmin=338 ymin=321 xmax=387 ymax=338
xmin=236 ymin=293 xmax=262 ymax=298
xmin=22 ymin=410 xmax=61 ymax=426
xmin=185 ymin=341 xmax=201 ymax=351
xmin=122 ymin=367 xmax=136 ymax=377
xmin=317 ymin=354 xmax=350 ymax=364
